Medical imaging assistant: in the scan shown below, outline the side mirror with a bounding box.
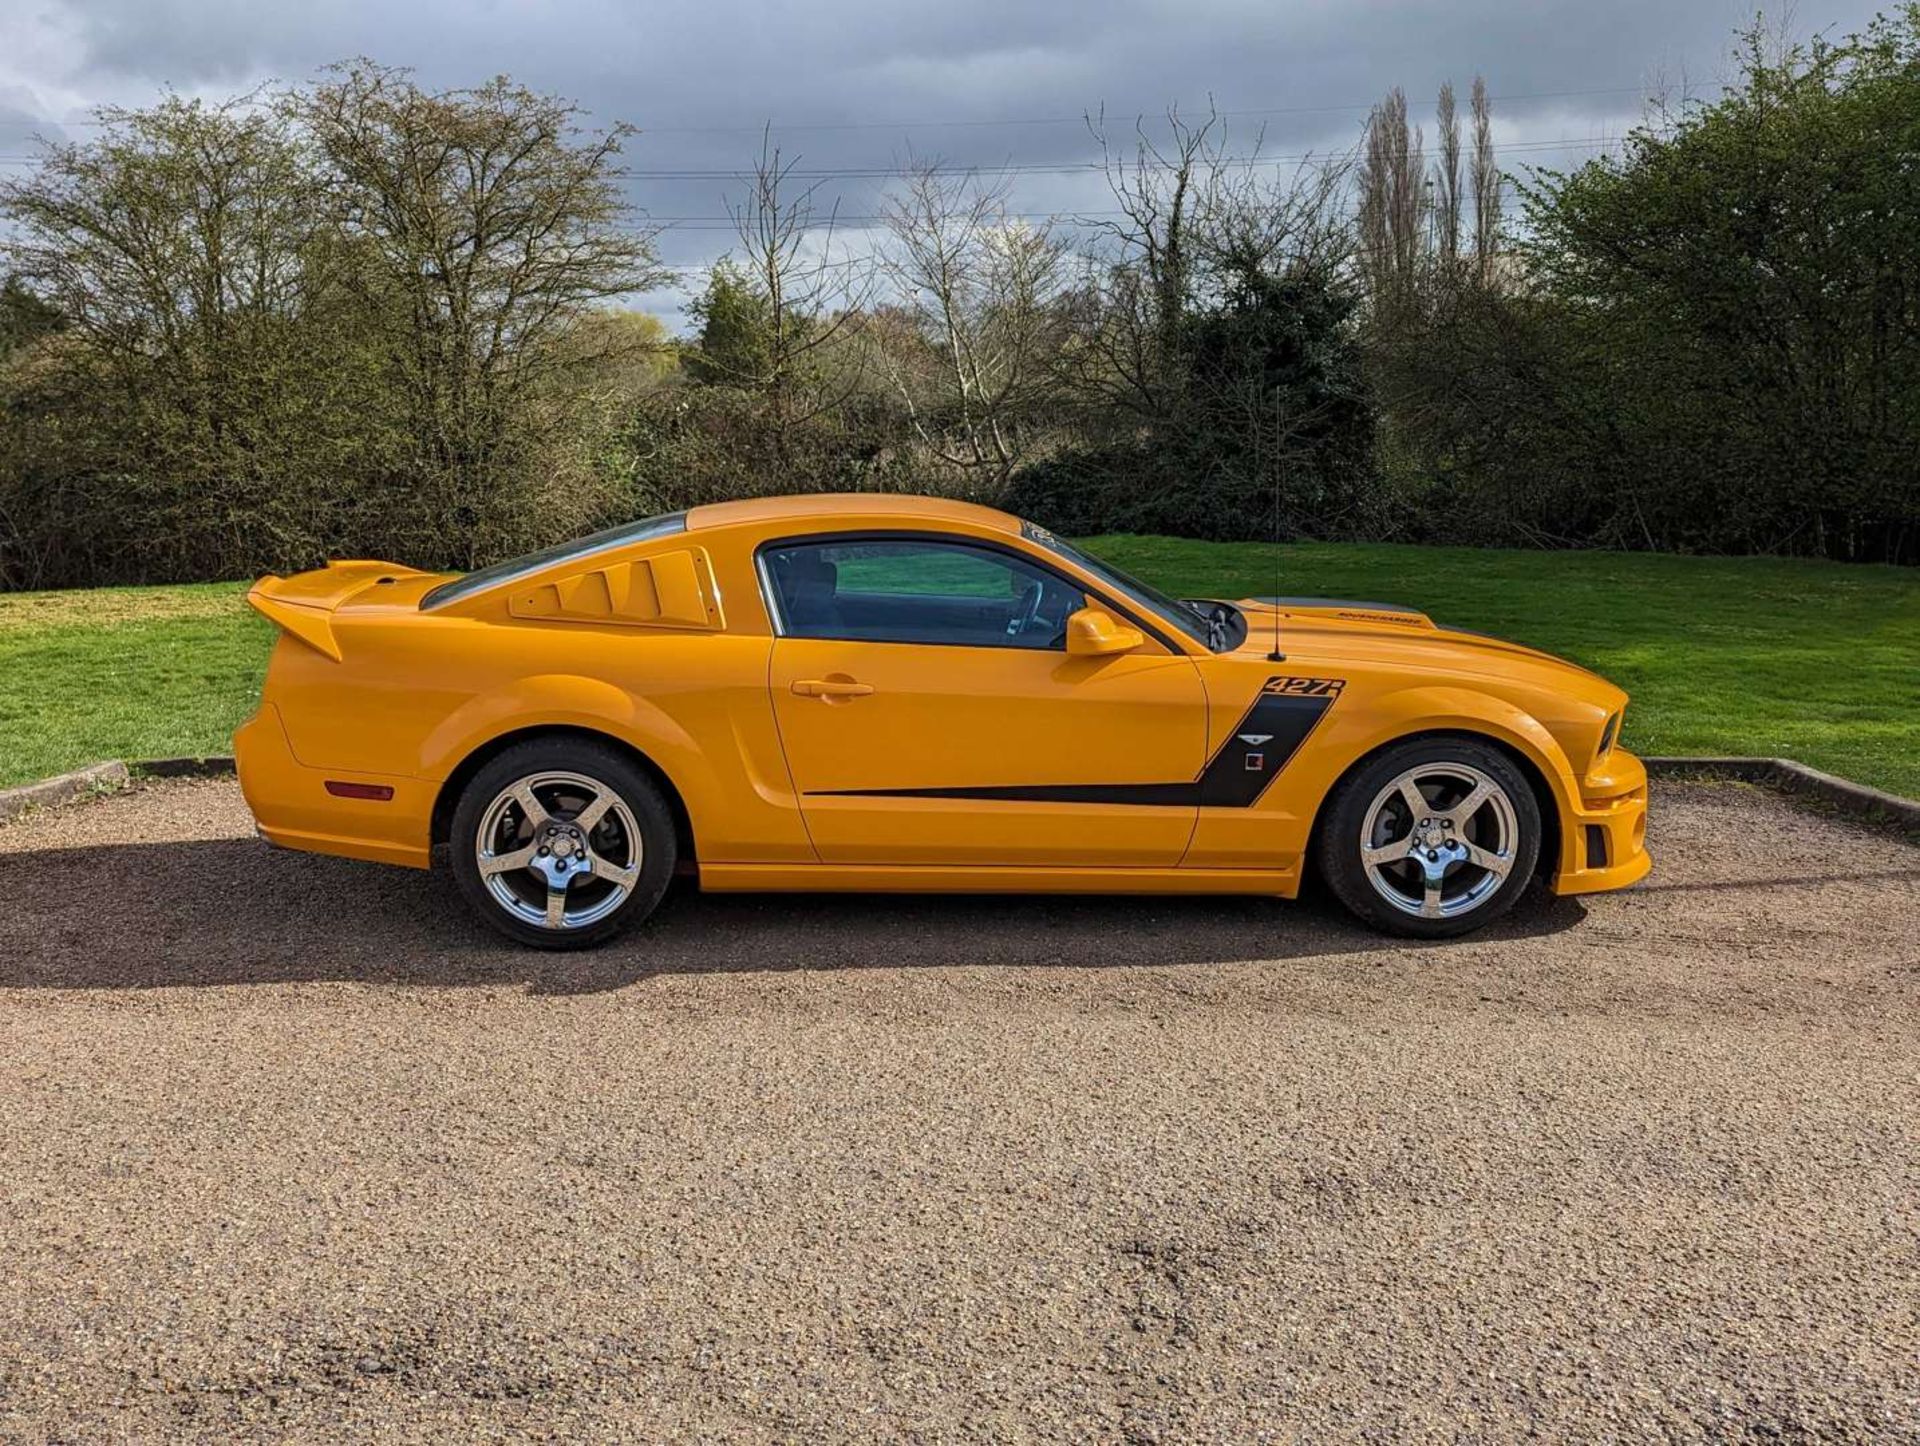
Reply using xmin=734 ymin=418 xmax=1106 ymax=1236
xmin=1065 ymin=606 xmax=1145 ymax=657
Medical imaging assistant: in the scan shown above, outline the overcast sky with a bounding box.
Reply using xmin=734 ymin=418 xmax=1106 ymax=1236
xmin=0 ymin=0 xmax=1892 ymax=325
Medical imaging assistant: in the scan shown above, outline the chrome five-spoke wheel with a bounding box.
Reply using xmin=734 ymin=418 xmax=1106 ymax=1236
xmin=1316 ymin=738 xmax=1541 ymax=938
xmin=476 ymin=770 xmax=642 ymax=931
xmin=451 ymin=739 xmax=675 ymax=950
xmin=1360 ymin=763 xmax=1516 ymax=919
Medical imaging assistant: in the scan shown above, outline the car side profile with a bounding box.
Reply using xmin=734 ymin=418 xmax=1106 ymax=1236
xmin=234 ymin=494 xmax=1650 ymax=948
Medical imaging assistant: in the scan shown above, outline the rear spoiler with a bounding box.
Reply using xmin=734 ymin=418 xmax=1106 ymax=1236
xmin=247 ymin=585 xmax=343 ymax=660
xmin=246 ymin=560 xmax=426 ymax=661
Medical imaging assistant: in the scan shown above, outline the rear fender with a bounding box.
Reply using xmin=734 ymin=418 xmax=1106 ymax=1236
xmin=415 ymin=675 xmax=743 ymax=861
xmin=418 ymin=674 xmax=714 ymax=798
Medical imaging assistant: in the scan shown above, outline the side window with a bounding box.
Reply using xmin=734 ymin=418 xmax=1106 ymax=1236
xmin=763 ymin=538 xmax=1086 ymax=650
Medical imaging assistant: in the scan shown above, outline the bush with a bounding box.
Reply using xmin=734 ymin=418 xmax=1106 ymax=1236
xmin=1374 ymin=12 xmax=1920 ymax=563
xmin=1008 ymin=264 xmax=1381 ymax=542
xmin=0 ymin=71 xmax=660 ymax=589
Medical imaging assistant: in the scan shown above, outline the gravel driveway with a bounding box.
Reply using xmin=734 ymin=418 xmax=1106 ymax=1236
xmin=1 ymin=778 xmax=1915 ymax=1442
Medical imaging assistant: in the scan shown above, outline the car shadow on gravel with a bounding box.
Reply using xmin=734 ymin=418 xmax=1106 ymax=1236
xmin=0 ymin=836 xmax=1590 ymax=995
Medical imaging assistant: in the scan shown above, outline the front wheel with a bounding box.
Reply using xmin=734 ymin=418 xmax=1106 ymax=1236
xmin=1314 ymin=737 xmax=1541 ymax=939
xmin=449 ymin=739 xmax=677 ymax=950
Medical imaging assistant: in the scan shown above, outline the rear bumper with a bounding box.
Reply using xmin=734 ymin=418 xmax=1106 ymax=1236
xmin=1550 ymin=748 xmax=1651 ymax=895
xmin=234 ymin=704 xmax=434 ymax=869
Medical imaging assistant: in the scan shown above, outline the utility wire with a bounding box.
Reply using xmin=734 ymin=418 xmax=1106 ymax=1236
xmin=610 ymin=136 xmax=1618 ymax=179
xmin=636 ymin=194 xmax=1539 ymax=228
xmin=0 ymin=84 xmax=1667 ymax=132
xmin=631 ymin=87 xmax=1660 ymax=132
xmin=0 ymin=134 xmax=1627 ymax=168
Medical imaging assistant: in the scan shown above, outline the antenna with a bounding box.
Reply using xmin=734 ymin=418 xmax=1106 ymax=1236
xmin=1267 ymin=393 xmax=1287 ymax=662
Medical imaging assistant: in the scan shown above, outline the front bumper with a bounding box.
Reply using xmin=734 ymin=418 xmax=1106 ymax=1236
xmin=1550 ymin=748 xmax=1651 ymax=895
xmin=234 ymin=703 xmax=435 ymax=870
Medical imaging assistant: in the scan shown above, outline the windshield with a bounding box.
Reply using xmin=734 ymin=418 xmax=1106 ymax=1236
xmin=1020 ymin=523 xmax=1220 ymax=650
xmin=419 ymin=512 xmax=687 ymax=610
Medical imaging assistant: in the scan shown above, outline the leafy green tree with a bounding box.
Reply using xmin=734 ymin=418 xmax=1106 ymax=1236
xmin=0 ymin=95 xmax=388 ymax=584
xmin=1408 ymin=9 xmax=1920 ymax=561
xmin=0 ymin=68 xmax=669 ymax=587
xmin=0 ymin=277 xmax=62 ymax=362
xmin=1175 ymin=262 xmax=1376 ymax=538
xmin=301 ymin=61 xmax=668 ymax=566
xmin=1009 ymin=258 xmax=1375 ymax=541
xmin=1010 ymin=115 xmax=1373 ymax=542
xmin=569 ymin=309 xmax=679 ymax=390
xmin=684 ymin=260 xmax=779 ymax=387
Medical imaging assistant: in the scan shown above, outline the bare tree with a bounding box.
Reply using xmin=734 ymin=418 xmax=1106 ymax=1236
xmin=1075 ymin=105 xmax=1224 ymax=421
xmin=1435 ymin=81 xmax=1463 ymax=272
xmin=705 ymin=127 xmax=870 ymax=437
xmin=1358 ymin=88 xmax=1426 ymax=309
xmin=1470 ymin=77 xmax=1501 ymax=284
xmin=875 ymin=163 xmax=1070 ymax=482
xmin=1196 ymin=145 xmax=1355 ymax=283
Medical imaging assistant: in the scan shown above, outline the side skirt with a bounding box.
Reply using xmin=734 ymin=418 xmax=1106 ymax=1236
xmin=696 ymin=861 xmax=1303 ymax=898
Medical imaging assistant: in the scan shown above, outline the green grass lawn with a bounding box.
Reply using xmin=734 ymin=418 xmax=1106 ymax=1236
xmin=0 ymin=582 xmax=270 ymax=790
xmin=1089 ymin=538 xmax=1920 ymax=797
xmin=2 ymin=541 xmax=1914 ymax=796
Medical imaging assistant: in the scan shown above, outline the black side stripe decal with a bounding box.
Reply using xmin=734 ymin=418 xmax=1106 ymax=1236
xmin=1195 ymin=689 xmax=1336 ymax=807
xmin=809 ymin=676 xmax=1343 ymax=809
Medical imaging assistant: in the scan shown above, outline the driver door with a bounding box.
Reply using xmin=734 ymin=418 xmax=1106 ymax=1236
xmin=763 ymin=535 xmax=1207 ymax=867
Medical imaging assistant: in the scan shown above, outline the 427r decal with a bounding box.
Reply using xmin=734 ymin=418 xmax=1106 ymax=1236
xmin=1192 ymin=677 xmax=1346 ymax=806
xmin=1264 ymin=675 xmax=1346 ymax=698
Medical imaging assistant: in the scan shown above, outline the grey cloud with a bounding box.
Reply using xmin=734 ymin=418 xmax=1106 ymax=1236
xmin=15 ymin=0 xmax=1890 ymax=323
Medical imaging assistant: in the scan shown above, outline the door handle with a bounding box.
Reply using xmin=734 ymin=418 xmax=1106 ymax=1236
xmin=791 ymin=678 xmax=875 ymax=699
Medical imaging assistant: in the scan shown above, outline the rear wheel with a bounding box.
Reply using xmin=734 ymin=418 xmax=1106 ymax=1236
xmin=1315 ymin=737 xmax=1540 ymax=939
xmin=450 ymin=739 xmax=676 ymax=950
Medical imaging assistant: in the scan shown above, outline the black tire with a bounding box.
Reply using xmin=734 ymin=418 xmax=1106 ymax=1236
xmin=449 ymin=738 xmax=677 ymax=950
xmin=1314 ymin=735 xmax=1541 ymax=940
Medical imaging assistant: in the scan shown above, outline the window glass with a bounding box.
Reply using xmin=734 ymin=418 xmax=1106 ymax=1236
xmin=420 ymin=512 xmax=687 ymax=610
xmin=763 ymin=538 xmax=1085 ymax=650
xmin=1019 ymin=522 xmax=1216 ymax=649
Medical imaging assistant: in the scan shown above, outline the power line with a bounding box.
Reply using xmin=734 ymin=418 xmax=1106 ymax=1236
xmin=635 ymin=193 xmax=1540 ymax=228
xmin=561 ymin=86 xmax=1663 ymax=133
xmin=0 ymin=134 xmax=1628 ymax=169
xmin=608 ymin=136 xmax=1621 ymax=180
xmin=0 ymin=84 xmax=1669 ymax=133
xmin=622 ymin=193 xmax=1541 ymax=236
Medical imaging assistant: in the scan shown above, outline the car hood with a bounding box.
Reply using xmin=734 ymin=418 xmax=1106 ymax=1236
xmin=1223 ymin=596 xmax=1620 ymax=702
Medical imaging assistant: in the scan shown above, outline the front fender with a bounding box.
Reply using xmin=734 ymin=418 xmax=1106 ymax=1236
xmin=1329 ymin=684 xmax=1583 ymax=823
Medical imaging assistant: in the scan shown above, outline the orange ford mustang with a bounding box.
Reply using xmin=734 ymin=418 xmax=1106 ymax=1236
xmin=235 ymin=494 xmax=1650 ymax=948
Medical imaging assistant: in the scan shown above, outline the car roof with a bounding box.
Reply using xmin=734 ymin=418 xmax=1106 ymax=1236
xmin=686 ymin=493 xmax=1022 ymax=535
